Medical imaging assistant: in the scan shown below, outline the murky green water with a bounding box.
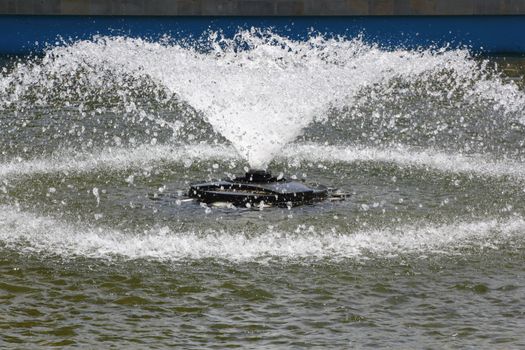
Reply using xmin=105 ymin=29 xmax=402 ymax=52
xmin=1 ymin=35 xmax=525 ymax=348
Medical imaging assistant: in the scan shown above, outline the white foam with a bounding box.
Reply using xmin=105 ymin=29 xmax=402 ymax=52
xmin=0 ymin=205 xmax=522 ymax=261
xmin=282 ymin=144 xmax=525 ymax=179
xmin=0 ymin=144 xmax=233 ymax=179
xmin=1 ymin=143 xmax=525 ymax=181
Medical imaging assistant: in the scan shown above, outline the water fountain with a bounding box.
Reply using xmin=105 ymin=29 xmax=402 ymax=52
xmin=2 ymin=30 xmax=524 ymax=210
xmin=0 ymin=30 xmax=524 ymax=246
xmin=2 ymin=27 xmax=525 ymax=348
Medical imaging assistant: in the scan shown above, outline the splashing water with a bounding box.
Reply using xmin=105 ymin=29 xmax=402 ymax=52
xmin=1 ymin=205 xmax=522 ymax=261
xmin=1 ymin=29 xmax=525 ymax=261
xmin=2 ymin=30 xmax=524 ymax=168
xmin=2 ymin=144 xmax=525 ymax=181
xmin=3 ymin=29 xmax=525 ymax=349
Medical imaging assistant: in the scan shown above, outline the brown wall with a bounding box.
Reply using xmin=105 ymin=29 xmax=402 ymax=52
xmin=1 ymin=0 xmax=525 ymax=16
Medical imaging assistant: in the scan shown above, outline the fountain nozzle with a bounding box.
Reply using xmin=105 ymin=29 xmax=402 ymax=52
xmin=241 ymin=169 xmax=275 ymax=183
xmin=188 ymin=168 xmax=345 ymax=207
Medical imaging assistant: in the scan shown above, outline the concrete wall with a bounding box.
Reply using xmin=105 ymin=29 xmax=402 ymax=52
xmin=0 ymin=0 xmax=525 ymax=16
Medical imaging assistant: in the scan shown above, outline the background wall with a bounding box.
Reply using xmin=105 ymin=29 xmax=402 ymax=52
xmin=1 ymin=0 xmax=525 ymax=16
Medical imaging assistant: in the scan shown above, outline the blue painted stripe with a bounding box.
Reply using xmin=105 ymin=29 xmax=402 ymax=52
xmin=1 ymin=15 xmax=524 ymax=55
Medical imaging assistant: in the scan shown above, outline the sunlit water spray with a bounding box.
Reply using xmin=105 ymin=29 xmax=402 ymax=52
xmin=2 ymin=30 xmax=524 ymax=167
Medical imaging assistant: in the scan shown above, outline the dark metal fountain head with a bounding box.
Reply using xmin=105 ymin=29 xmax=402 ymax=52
xmin=235 ymin=169 xmax=278 ymax=183
xmin=188 ymin=168 xmax=345 ymax=207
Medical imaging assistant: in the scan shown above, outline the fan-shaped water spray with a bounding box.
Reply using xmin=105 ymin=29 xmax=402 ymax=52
xmin=2 ymin=30 xmax=524 ymax=167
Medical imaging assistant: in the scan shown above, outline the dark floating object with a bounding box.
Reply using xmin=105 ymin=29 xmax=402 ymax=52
xmin=189 ymin=169 xmax=346 ymax=207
